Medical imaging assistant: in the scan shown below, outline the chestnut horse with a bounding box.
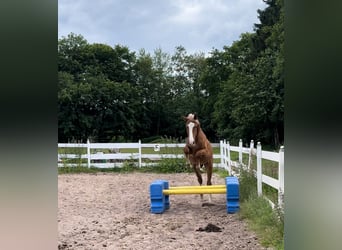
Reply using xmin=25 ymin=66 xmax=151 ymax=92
xmin=183 ymin=113 xmax=213 ymax=203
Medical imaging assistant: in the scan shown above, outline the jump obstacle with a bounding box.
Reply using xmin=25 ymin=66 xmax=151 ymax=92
xmin=149 ymin=176 xmax=239 ymax=214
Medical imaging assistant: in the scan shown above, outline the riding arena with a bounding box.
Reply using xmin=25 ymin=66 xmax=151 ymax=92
xmin=58 ymin=113 xmax=270 ymax=249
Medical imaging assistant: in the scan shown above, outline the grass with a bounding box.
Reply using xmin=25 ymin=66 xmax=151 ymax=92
xmin=58 ymin=158 xmax=191 ymax=174
xmin=240 ymin=195 xmax=284 ymax=249
xmin=236 ymin=152 xmax=279 ymax=205
xmin=238 ymin=169 xmax=284 ymax=249
xmin=58 ymin=146 xmax=87 ymax=167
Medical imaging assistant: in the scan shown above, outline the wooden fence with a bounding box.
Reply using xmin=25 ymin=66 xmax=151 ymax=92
xmin=58 ymin=139 xmax=284 ymax=208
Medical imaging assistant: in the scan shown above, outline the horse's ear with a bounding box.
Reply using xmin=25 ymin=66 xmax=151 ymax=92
xmin=182 ymin=116 xmax=188 ymax=121
xmin=193 ymin=113 xmax=198 ymax=120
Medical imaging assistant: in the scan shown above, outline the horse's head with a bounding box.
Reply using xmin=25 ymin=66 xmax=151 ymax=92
xmin=183 ymin=113 xmax=201 ymax=146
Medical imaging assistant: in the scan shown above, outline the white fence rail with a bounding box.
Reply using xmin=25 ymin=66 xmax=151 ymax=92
xmin=58 ymin=139 xmax=284 ymax=208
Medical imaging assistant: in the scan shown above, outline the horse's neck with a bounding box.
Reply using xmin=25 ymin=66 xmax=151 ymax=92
xmin=196 ymin=128 xmax=208 ymax=147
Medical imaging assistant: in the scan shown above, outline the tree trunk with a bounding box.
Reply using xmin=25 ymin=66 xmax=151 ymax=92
xmin=274 ymin=126 xmax=280 ymax=149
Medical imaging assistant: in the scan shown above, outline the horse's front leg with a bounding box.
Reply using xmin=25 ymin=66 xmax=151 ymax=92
xmin=193 ymin=163 xmax=203 ymax=201
xmin=206 ymin=162 xmax=213 ymax=203
xmin=183 ymin=145 xmax=192 ymax=169
xmin=195 ymin=150 xmax=214 ymax=203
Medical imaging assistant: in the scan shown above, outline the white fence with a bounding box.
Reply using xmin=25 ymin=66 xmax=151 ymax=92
xmin=58 ymin=139 xmax=284 ymax=208
xmin=58 ymin=140 xmax=221 ymax=168
xmin=220 ymin=139 xmax=284 ymax=208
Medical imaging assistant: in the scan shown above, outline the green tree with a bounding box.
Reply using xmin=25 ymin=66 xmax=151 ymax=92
xmin=132 ymin=49 xmax=155 ymax=139
xmin=148 ymin=48 xmax=172 ymax=136
xmin=212 ymin=0 xmax=284 ymax=148
xmin=58 ymin=0 xmax=284 ymax=147
xmin=58 ymin=33 xmax=88 ymax=78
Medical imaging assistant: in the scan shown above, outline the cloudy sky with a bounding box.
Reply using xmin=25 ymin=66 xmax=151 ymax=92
xmin=58 ymin=0 xmax=267 ymax=55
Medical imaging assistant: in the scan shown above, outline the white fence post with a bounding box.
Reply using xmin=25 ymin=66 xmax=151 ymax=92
xmin=278 ymin=146 xmax=285 ymax=207
xmin=248 ymin=140 xmax=254 ymax=170
xmin=239 ymin=139 xmax=243 ymax=164
xmin=257 ymin=142 xmax=262 ymax=196
xmin=220 ymin=140 xmax=223 ymax=169
xmin=87 ymin=139 xmax=90 ymax=168
xmin=138 ymin=140 xmax=142 ymax=168
xmin=227 ymin=141 xmax=231 ymax=175
xmin=224 ymin=139 xmax=227 ymax=171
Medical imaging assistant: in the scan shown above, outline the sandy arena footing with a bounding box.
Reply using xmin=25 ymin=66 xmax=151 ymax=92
xmin=58 ymin=172 xmax=264 ymax=250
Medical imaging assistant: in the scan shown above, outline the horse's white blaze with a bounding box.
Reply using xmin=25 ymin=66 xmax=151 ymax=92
xmin=188 ymin=122 xmax=195 ymax=145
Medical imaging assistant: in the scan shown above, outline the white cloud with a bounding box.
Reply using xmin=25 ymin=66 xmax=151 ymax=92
xmin=168 ymin=1 xmax=203 ymax=25
xmin=58 ymin=0 xmax=267 ymax=54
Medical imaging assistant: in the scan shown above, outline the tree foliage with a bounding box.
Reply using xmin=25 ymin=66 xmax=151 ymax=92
xmin=58 ymin=0 xmax=284 ymax=148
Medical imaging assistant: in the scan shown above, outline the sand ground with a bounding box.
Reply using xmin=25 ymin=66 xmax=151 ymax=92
xmin=58 ymin=172 xmax=265 ymax=250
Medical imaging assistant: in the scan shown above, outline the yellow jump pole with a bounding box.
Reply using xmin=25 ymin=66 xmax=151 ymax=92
xmin=169 ymin=185 xmax=226 ymax=190
xmin=163 ymin=188 xmax=226 ymax=195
